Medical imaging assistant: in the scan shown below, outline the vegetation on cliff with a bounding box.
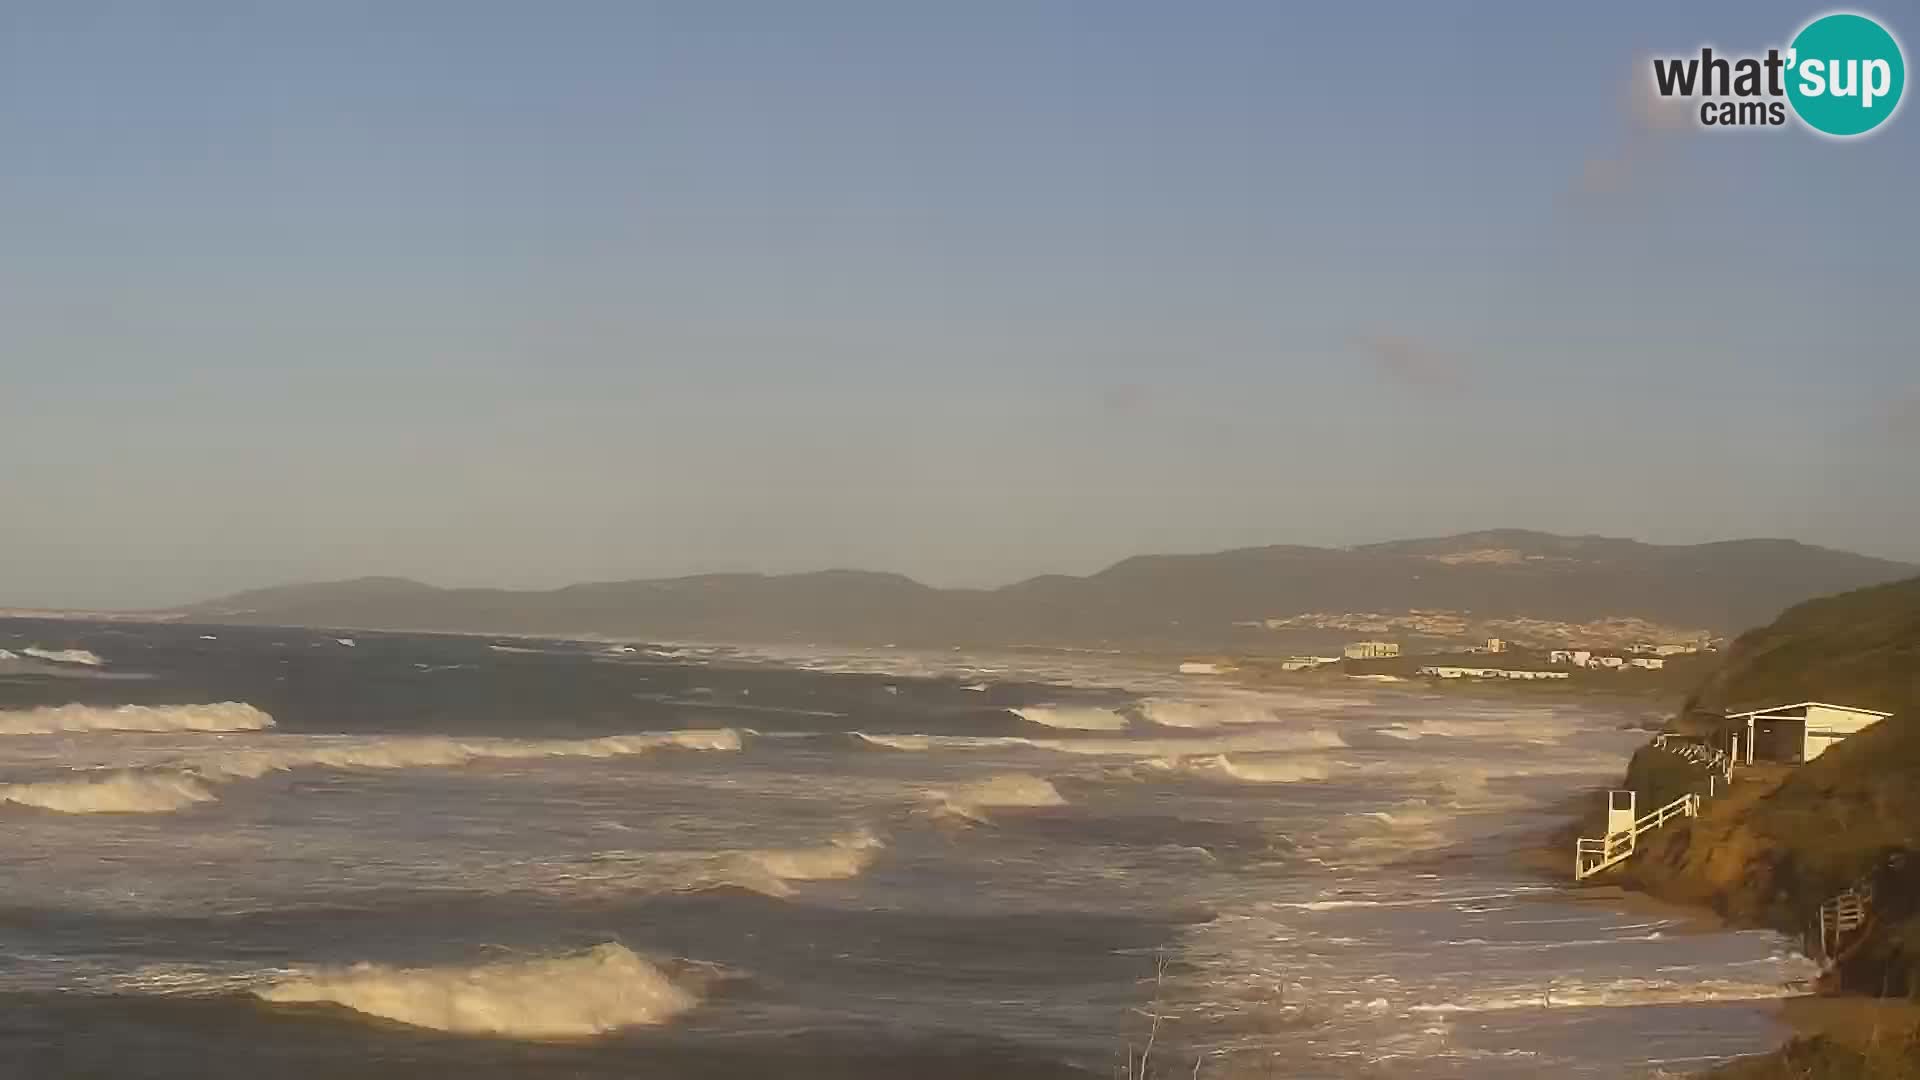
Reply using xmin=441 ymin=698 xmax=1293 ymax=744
xmin=1705 ymin=1029 xmax=1920 ymax=1079
xmin=1680 ymin=575 xmax=1920 ymax=720
xmin=1608 ymin=575 xmax=1920 ymax=999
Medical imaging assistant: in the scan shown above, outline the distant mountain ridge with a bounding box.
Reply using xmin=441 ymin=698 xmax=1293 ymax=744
xmin=179 ymin=530 xmax=1916 ymax=648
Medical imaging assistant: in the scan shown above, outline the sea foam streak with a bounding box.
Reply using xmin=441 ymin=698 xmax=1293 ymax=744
xmin=0 ymin=702 xmax=273 ymax=736
xmin=0 ymin=771 xmax=217 ymax=813
xmin=1409 ymin=976 xmax=1804 ymax=1013
xmin=257 ymin=943 xmax=697 ymax=1037
xmin=1013 ymin=706 xmax=1130 ymax=731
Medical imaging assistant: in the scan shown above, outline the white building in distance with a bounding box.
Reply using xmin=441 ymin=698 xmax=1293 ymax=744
xmin=1419 ymin=666 xmax=1571 ymax=681
xmin=1343 ymin=641 xmax=1401 ymax=660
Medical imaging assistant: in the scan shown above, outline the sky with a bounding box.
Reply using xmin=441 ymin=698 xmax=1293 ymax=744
xmin=2 ymin=1 xmax=1916 ymax=608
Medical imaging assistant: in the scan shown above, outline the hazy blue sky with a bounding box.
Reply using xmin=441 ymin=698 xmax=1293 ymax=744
xmin=3 ymin=1 xmax=1916 ymax=608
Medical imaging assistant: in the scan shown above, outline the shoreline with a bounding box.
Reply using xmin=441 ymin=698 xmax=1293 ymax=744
xmin=1531 ymin=769 xmax=1915 ymax=1077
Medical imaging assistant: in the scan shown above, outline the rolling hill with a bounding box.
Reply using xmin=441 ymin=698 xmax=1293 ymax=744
xmin=179 ymin=530 xmax=1915 ymax=647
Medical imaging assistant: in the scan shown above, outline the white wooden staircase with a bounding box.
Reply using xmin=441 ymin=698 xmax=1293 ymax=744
xmin=1813 ymin=879 xmax=1875 ymax=966
xmin=1574 ymin=791 xmax=1701 ymax=881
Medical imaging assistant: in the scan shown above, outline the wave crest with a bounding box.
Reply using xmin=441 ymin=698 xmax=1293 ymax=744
xmin=257 ymin=943 xmax=697 ymax=1037
xmin=188 ymin=729 xmax=741 ymax=780
xmin=0 ymin=702 xmax=273 ymax=736
xmin=723 ymin=829 xmax=884 ymax=895
xmin=2 ymin=729 xmax=742 ymax=814
xmin=1031 ymin=729 xmax=1346 ymax=758
xmin=22 ymin=647 xmax=104 ymax=666
xmin=0 ymin=771 xmax=216 ymax=813
xmin=934 ymin=774 xmax=1067 ymax=822
xmin=1012 ymin=706 xmax=1129 ymax=731
xmin=1212 ymin=754 xmax=1333 ymax=783
xmin=1138 ymin=700 xmax=1278 ymax=728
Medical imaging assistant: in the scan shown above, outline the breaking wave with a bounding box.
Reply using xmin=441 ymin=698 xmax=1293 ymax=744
xmin=1211 ymin=754 xmax=1334 ymax=783
xmin=1382 ymin=715 xmax=1576 ymax=742
xmin=933 ymin=774 xmax=1067 ymax=822
xmin=1142 ymin=753 xmax=1335 ymax=784
xmin=1030 ymin=728 xmax=1346 ymax=758
xmin=0 ymin=702 xmax=273 ymax=736
xmin=186 ymin=729 xmax=741 ymax=780
xmin=725 ymin=829 xmax=884 ymax=895
xmin=0 ymin=729 xmax=742 ymax=814
xmin=852 ymin=728 xmax=1347 ymax=764
xmin=1012 ymin=706 xmax=1130 ymax=731
xmin=0 ymin=771 xmax=217 ymax=813
xmin=853 ymin=732 xmax=1030 ymax=752
xmin=1137 ymin=700 xmax=1279 ymax=728
xmin=22 ymin=647 xmax=104 ymax=666
xmin=257 ymin=943 xmax=698 ymax=1037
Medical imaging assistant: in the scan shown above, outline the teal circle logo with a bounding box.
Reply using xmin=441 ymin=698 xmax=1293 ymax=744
xmin=1787 ymin=13 xmax=1905 ymax=136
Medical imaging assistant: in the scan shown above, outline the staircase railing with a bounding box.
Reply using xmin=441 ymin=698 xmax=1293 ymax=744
xmin=1574 ymin=792 xmax=1700 ymax=880
xmin=1654 ymin=734 xmax=1732 ymax=779
xmin=1812 ymin=878 xmax=1876 ymax=966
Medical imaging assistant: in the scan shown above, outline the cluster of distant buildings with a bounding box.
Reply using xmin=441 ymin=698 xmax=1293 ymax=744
xmin=1405 ymin=639 xmax=1703 ymax=682
xmin=1546 ymin=650 xmax=1668 ymax=670
xmin=1419 ymin=664 xmax=1570 ymax=681
xmin=1179 ymin=637 xmax=1709 ymax=681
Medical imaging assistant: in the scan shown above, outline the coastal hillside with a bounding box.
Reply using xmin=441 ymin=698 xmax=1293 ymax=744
xmin=1682 ymin=575 xmax=1920 ymax=719
xmin=1620 ymin=575 xmax=1920 ymax=996
xmin=178 ymin=530 xmax=1915 ymax=647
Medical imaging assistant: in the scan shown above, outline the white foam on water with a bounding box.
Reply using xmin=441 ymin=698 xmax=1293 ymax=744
xmin=854 ymin=732 xmax=1034 ymax=752
xmin=1390 ymin=715 xmax=1577 ymax=742
xmin=185 ymin=728 xmax=742 ymax=780
xmin=725 ymin=828 xmax=884 ymax=895
xmin=0 ymin=702 xmax=274 ymax=736
xmin=1211 ymin=754 xmax=1334 ymax=783
xmin=933 ymin=774 xmax=1067 ymax=822
xmin=257 ymin=943 xmax=697 ymax=1037
xmin=0 ymin=770 xmax=217 ymax=813
xmin=1409 ymin=976 xmax=1806 ymax=1013
xmin=1137 ymin=700 xmax=1281 ymax=729
xmin=0 ymin=729 xmax=742 ymax=814
xmin=1013 ymin=706 xmax=1130 ymax=731
xmin=1030 ymin=728 xmax=1347 ymax=758
xmin=22 ymin=647 xmax=104 ymax=666
xmin=1278 ymin=888 xmax=1556 ymax=912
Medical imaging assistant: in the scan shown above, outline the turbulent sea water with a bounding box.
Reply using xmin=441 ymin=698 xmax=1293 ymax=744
xmin=0 ymin=620 xmax=1813 ymax=1078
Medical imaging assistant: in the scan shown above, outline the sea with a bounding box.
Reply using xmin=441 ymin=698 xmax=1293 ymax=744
xmin=0 ymin=618 xmax=1815 ymax=1079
